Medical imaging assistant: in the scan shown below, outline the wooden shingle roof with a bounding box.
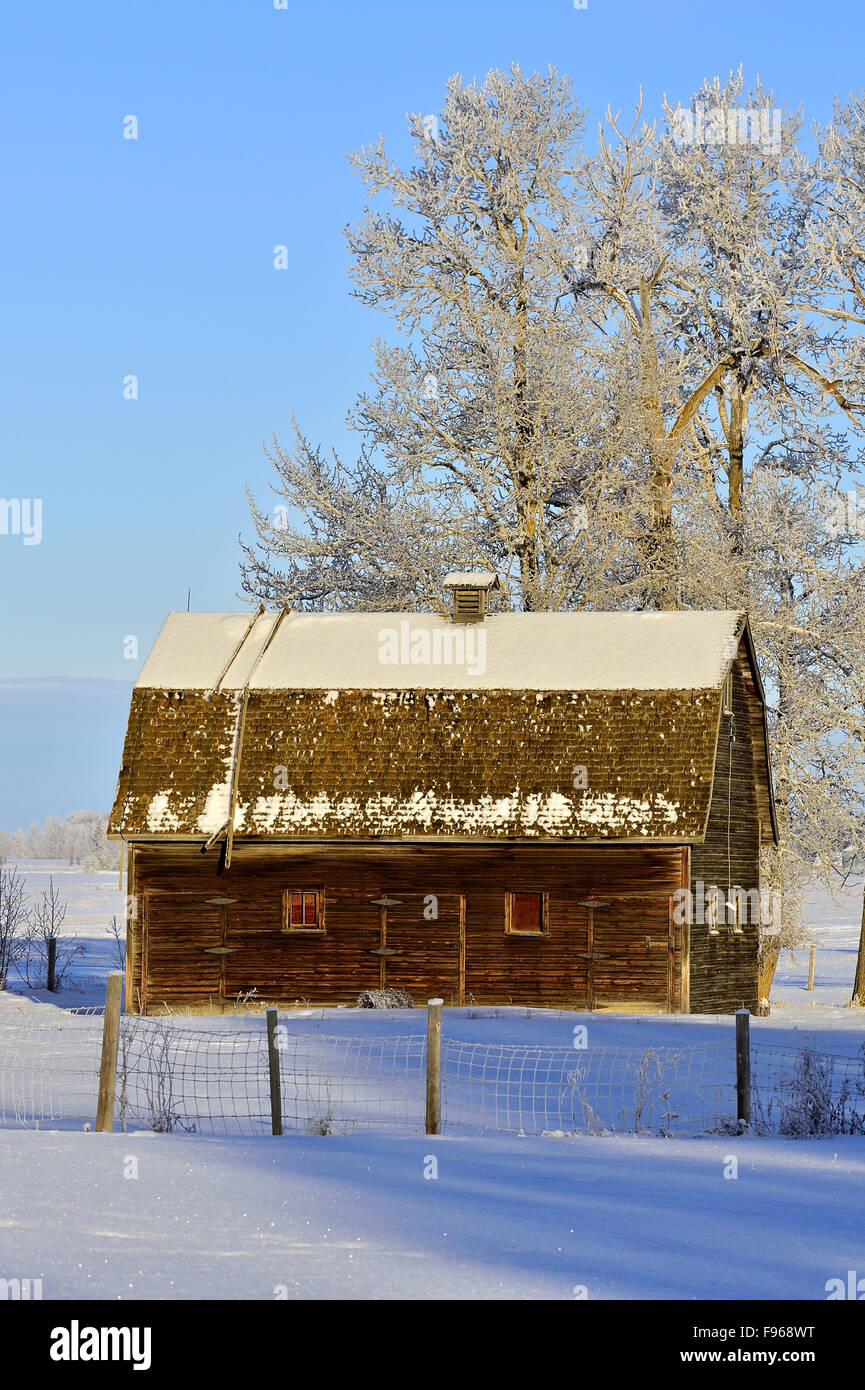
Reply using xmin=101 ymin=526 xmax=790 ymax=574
xmin=108 ymin=609 xmax=776 ymax=844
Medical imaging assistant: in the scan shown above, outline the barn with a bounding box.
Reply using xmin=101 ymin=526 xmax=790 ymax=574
xmin=108 ymin=581 xmax=777 ymax=1016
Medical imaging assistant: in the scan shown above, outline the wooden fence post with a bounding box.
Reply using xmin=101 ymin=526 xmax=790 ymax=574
xmin=266 ymin=1008 xmax=283 ymax=1136
xmin=735 ymin=1008 xmax=751 ymax=1130
xmin=807 ymin=942 xmax=817 ymax=992
xmin=95 ymin=972 xmax=124 ymax=1133
xmin=46 ymin=938 xmax=56 ymax=993
xmin=426 ymin=998 xmax=443 ymax=1135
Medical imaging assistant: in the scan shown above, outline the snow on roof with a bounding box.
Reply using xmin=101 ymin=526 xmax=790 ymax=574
xmin=442 ymin=571 xmax=500 ymax=589
xmin=135 ymin=609 xmax=745 ymax=693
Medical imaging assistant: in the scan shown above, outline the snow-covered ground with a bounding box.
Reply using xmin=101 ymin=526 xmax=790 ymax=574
xmin=2 ymin=1128 xmax=863 ymax=1300
xmin=0 ymin=859 xmax=125 ymax=1005
xmin=1 ymin=861 xmax=864 ymax=1299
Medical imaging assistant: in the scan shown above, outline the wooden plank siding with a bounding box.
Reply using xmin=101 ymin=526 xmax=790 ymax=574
xmin=688 ymin=660 xmax=762 ymax=1014
xmin=129 ymin=844 xmax=688 ymax=1015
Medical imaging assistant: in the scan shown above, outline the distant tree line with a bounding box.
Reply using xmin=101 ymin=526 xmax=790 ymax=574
xmin=0 ymin=811 xmax=119 ymax=871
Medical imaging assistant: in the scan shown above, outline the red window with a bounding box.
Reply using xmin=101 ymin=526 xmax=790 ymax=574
xmin=506 ymin=891 xmax=547 ymax=935
xmin=283 ymin=889 xmax=324 ymax=932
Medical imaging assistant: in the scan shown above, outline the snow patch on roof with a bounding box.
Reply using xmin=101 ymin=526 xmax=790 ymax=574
xmin=244 ymin=787 xmax=683 ymax=838
xmin=195 ymin=776 xmax=246 ymax=835
xmin=146 ymin=792 xmax=184 ymax=833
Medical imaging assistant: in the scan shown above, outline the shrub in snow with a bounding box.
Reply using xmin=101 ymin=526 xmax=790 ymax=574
xmin=356 ymin=988 xmax=414 ymax=1009
xmin=306 ymin=1113 xmax=336 ymax=1135
xmin=118 ymin=1020 xmax=196 ymax=1134
xmin=108 ymin=916 xmax=126 ymax=971
xmin=768 ymin=1044 xmax=865 ymax=1137
xmin=22 ymin=877 xmax=84 ymax=990
xmin=0 ymin=865 xmax=27 ymax=988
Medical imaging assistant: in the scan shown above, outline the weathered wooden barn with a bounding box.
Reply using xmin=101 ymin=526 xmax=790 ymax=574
xmin=108 ymin=587 xmax=777 ymax=1016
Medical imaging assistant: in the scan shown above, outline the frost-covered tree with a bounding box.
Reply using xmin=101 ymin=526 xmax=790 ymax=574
xmin=809 ymin=92 xmax=865 ymax=1003
xmin=741 ymin=479 xmax=865 ymax=909
xmin=655 ymin=74 xmax=853 ymax=532
xmin=814 ymin=93 xmax=865 ymax=394
xmin=242 ymin=65 xmax=865 ymax=969
xmin=0 ymin=865 xmax=28 ymax=989
xmin=242 ymin=65 xmax=651 ymax=613
xmin=24 ymin=877 xmax=82 ymax=991
xmin=84 ymin=814 xmax=116 ymax=871
xmin=0 ymin=810 xmax=119 ymax=868
xmin=643 ymin=74 xmax=865 ymax=972
xmin=553 ymin=73 xmax=846 ymax=603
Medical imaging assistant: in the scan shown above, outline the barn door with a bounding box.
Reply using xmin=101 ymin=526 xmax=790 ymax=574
xmin=587 ymin=895 xmax=674 ymax=1012
xmin=375 ymin=894 xmax=464 ymax=1006
xmin=142 ymin=890 xmax=223 ymax=1013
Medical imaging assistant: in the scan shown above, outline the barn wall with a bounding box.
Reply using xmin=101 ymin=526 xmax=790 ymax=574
xmin=127 ymin=843 xmax=687 ymax=1015
xmin=688 ymin=662 xmax=762 ymax=1014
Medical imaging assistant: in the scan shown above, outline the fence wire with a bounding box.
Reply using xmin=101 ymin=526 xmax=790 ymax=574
xmin=1 ymin=1009 xmax=863 ymax=1137
xmin=750 ymin=1043 xmax=865 ymax=1137
xmin=0 ymin=1011 xmax=104 ymax=1129
xmin=278 ymin=1033 xmax=427 ymax=1135
xmin=441 ymin=1040 xmax=735 ymax=1135
xmin=117 ymin=1020 xmax=273 ymax=1135
xmin=119 ymin=1025 xmax=429 ymax=1136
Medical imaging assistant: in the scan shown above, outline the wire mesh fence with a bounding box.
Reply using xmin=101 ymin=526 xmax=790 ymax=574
xmin=750 ymin=1043 xmax=865 ymax=1137
xmin=0 ymin=1013 xmax=430 ymax=1135
xmin=117 ymin=1020 xmax=273 ymax=1135
xmin=440 ymin=1040 xmax=737 ymax=1135
xmin=118 ymin=1023 xmax=429 ymax=1136
xmin=278 ymin=1032 xmax=428 ymax=1135
xmin=0 ymin=1010 xmax=104 ymax=1129
xmin=1 ymin=1007 xmax=863 ymax=1137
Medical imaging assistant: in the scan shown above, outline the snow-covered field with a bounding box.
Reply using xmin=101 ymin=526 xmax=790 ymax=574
xmin=1 ymin=861 xmax=864 ymax=1299
xmin=0 ymin=859 xmax=125 ymax=1004
xmin=2 ymin=1128 xmax=863 ymax=1300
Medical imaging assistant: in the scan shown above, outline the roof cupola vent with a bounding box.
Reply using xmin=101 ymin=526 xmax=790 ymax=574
xmin=442 ymin=571 xmax=500 ymax=623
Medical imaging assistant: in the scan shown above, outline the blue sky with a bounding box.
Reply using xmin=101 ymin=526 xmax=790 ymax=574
xmin=1 ymin=0 xmax=863 ymax=822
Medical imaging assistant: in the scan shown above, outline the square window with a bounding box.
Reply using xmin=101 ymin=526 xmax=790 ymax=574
xmin=505 ymin=891 xmax=547 ymax=935
xmin=282 ymin=889 xmax=324 ymax=933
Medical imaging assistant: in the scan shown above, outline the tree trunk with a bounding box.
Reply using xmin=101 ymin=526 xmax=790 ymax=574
xmin=758 ymin=936 xmax=781 ymax=1013
xmin=852 ymin=887 xmax=865 ymax=1005
xmin=638 ymin=285 xmax=678 ymax=609
xmin=727 ymin=389 xmax=745 ymax=560
xmin=512 ymin=269 xmax=541 ymax=609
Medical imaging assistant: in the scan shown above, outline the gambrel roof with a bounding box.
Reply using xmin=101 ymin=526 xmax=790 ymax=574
xmin=108 ymin=609 xmax=777 ymax=845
